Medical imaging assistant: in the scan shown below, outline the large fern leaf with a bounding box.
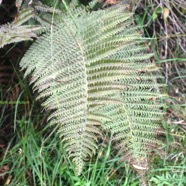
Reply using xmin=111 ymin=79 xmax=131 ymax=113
xmin=19 ymin=2 xmax=166 ymax=177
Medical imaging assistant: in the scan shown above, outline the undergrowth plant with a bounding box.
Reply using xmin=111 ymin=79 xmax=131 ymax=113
xmin=0 ymin=0 xmax=168 ymax=185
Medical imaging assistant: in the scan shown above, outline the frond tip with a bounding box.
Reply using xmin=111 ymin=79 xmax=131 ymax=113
xmin=20 ymin=2 xmax=166 ymax=178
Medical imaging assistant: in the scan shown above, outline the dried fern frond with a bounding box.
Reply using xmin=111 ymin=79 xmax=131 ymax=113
xmin=20 ymin=2 xmax=166 ymax=178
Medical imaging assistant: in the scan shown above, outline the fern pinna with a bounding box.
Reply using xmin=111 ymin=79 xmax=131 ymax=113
xmin=20 ymin=2 xmax=166 ymax=179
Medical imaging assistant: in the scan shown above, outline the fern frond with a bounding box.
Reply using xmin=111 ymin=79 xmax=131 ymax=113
xmin=0 ymin=23 xmax=43 ymax=48
xmin=19 ymin=2 xmax=166 ymax=177
xmin=0 ymin=0 xmax=63 ymax=48
xmin=0 ymin=7 xmax=46 ymax=48
xmin=96 ymin=74 xmax=166 ymax=175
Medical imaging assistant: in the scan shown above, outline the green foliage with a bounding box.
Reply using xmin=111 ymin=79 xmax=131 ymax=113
xmin=19 ymin=2 xmax=166 ymax=181
xmin=1 ymin=1 xmax=185 ymax=186
xmin=0 ymin=117 xmax=78 ymax=186
xmin=0 ymin=9 xmax=41 ymax=48
xmin=150 ymin=172 xmax=186 ymax=186
xmin=0 ymin=0 xmax=61 ymax=48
